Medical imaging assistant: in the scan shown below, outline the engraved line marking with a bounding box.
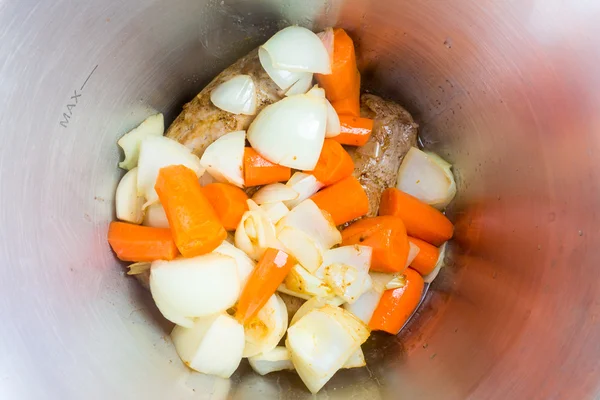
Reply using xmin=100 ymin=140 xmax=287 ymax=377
xmin=80 ymin=64 xmax=98 ymax=91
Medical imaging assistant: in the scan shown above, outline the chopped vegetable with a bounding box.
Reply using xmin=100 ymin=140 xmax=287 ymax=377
xmin=315 ymin=28 xmax=358 ymax=103
xmin=201 ymin=183 xmax=249 ymax=231
xmin=150 ymin=253 xmax=240 ymax=326
xmin=117 ymin=113 xmax=164 ymax=170
xmin=277 ymin=284 xmax=312 ymax=301
xmin=333 ymin=115 xmax=374 ymax=147
xmin=317 ymin=28 xmax=334 ymax=64
xmin=244 ymin=147 xmax=292 ymax=187
xmin=317 ymin=245 xmax=373 ymax=303
xmin=137 ymin=135 xmax=204 ymax=206
xmin=199 ymin=130 xmax=246 ymax=188
xmin=369 ymin=268 xmax=424 ymax=334
xmin=408 ymin=237 xmax=439 ymax=276
xmin=243 ymin=293 xmax=288 ymax=357
xmin=285 ymin=74 xmax=314 ymax=96
xmin=260 ymin=202 xmax=289 ymax=224
xmin=423 ymin=242 xmax=447 ymax=283
xmin=276 ymin=199 xmax=342 ymax=271
xmin=385 ymin=274 xmax=406 ymax=290
xmin=330 ymin=71 xmax=361 ymax=117
xmin=107 ymin=221 xmax=178 ymax=262
xmin=278 ymin=227 xmax=324 ymax=273
xmin=343 ymin=348 xmax=366 ymax=369
xmin=311 ymin=176 xmax=369 ymax=225
xmin=142 ymin=203 xmax=169 ymax=228
xmin=155 ymin=165 xmax=227 ymax=257
xmin=284 ymin=264 xmax=334 ymax=298
xmin=289 ymin=296 xmax=346 ymax=326
xmin=283 ymin=172 xmax=324 ymax=209
xmin=252 ymin=183 xmax=298 ymax=205
xmin=115 ymin=167 xmax=145 ymax=224
xmin=286 ymin=305 xmax=369 ymax=393
xmin=343 ymin=286 xmax=383 ymax=325
xmin=248 ymin=347 xmax=295 ymax=375
xmin=341 ymin=216 xmax=410 ymax=273
xmin=261 ymin=26 xmax=331 ymax=74
xmin=247 ymin=91 xmax=327 ymax=170
xmin=325 ymin=99 xmax=341 ymax=137
xmin=258 ymin=47 xmax=312 ymax=91
xmin=210 ymin=75 xmax=257 ymax=115
xmin=396 ymin=147 xmax=456 ymax=209
xmin=305 ymin=139 xmax=354 ymax=186
xmin=235 ymin=248 xmax=296 ymax=324
xmin=212 ymin=241 xmax=255 ymax=288
xmin=235 ymin=200 xmax=280 ymax=260
xmin=171 ymin=313 xmax=245 ymax=378
xmin=379 ymin=188 xmax=453 ymax=246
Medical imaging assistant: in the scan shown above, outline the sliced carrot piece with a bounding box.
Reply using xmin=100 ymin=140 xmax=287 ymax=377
xmin=310 ymin=175 xmax=369 ymax=225
xmin=341 ymin=216 xmax=410 ymax=273
xmin=369 ymin=268 xmax=424 ymax=334
xmin=107 ymin=221 xmax=178 ymax=262
xmin=408 ymin=237 xmax=439 ymax=276
xmin=155 ymin=165 xmax=226 ymax=257
xmin=379 ymin=188 xmax=453 ymax=246
xmin=201 ymin=183 xmax=249 ymax=231
xmin=244 ymin=147 xmax=291 ymax=187
xmin=235 ymin=248 xmax=296 ymax=324
xmin=316 ymin=28 xmax=359 ymax=102
xmin=333 ymin=115 xmax=374 ymax=146
xmin=330 ymin=70 xmax=361 ymax=117
xmin=305 ymin=139 xmax=354 ymax=186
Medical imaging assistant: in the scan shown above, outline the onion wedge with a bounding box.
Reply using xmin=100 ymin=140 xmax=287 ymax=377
xmin=200 ymin=130 xmax=245 ymax=188
xmin=210 ymin=75 xmax=257 ymax=115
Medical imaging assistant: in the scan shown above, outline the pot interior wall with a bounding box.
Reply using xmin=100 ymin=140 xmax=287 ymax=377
xmin=1 ymin=1 xmax=599 ymax=399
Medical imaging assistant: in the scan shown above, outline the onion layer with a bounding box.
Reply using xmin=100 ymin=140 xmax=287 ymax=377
xmin=248 ymin=347 xmax=295 ymax=375
xmin=200 ymin=130 xmax=245 ymax=188
xmin=150 ymin=254 xmax=240 ymax=326
xmin=210 ymin=75 xmax=257 ymax=115
xmin=115 ymin=167 xmax=145 ymax=224
xmin=137 ymin=136 xmax=203 ymax=206
xmin=396 ymin=147 xmax=456 ymax=209
xmin=243 ymin=294 xmax=288 ymax=357
xmin=247 ymin=92 xmax=327 ymax=170
xmin=261 ymin=26 xmax=331 ymax=74
xmin=283 ymin=172 xmax=324 ymax=209
xmin=171 ymin=313 xmax=245 ymax=378
xmin=286 ymin=305 xmax=369 ymax=393
xmin=117 ymin=113 xmax=164 ymax=170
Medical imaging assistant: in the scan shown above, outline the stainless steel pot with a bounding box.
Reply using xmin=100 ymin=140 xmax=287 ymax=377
xmin=2 ymin=1 xmax=599 ymax=398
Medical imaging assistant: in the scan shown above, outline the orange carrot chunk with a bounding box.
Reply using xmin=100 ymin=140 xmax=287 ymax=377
xmin=201 ymin=183 xmax=249 ymax=231
xmin=316 ymin=28 xmax=359 ymax=103
xmin=333 ymin=115 xmax=374 ymax=146
xmin=331 ymin=70 xmax=361 ymax=117
xmin=235 ymin=248 xmax=296 ymax=324
xmin=369 ymin=268 xmax=424 ymax=334
xmin=155 ymin=165 xmax=226 ymax=257
xmin=408 ymin=237 xmax=440 ymax=276
xmin=107 ymin=221 xmax=178 ymax=262
xmin=305 ymin=139 xmax=354 ymax=186
xmin=310 ymin=175 xmax=369 ymax=225
xmin=244 ymin=147 xmax=292 ymax=187
xmin=379 ymin=188 xmax=453 ymax=246
xmin=342 ymin=216 xmax=410 ymax=273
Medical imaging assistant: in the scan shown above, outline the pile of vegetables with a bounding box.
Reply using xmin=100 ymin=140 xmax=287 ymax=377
xmin=107 ymin=26 xmax=456 ymax=394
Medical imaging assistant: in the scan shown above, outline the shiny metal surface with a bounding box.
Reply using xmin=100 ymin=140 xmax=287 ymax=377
xmin=1 ymin=0 xmax=600 ymax=398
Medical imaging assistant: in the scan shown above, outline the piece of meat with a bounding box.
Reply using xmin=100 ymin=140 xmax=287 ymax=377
xmin=166 ymin=49 xmax=282 ymax=158
xmin=347 ymin=94 xmax=419 ymax=219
